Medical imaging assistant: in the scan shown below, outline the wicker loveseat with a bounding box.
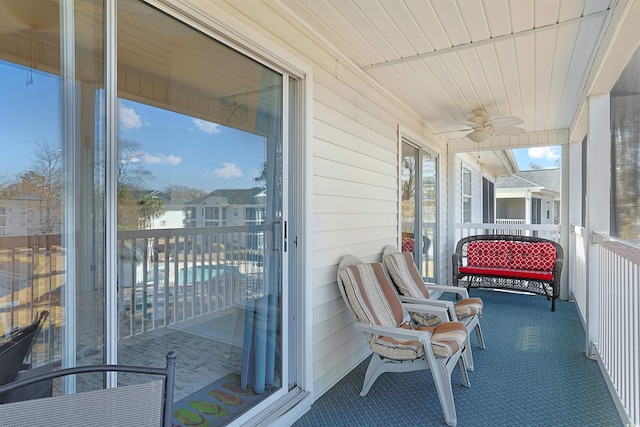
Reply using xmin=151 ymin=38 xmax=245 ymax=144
xmin=452 ymin=234 xmax=563 ymax=311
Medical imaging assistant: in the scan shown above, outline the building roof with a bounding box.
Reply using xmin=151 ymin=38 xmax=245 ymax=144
xmin=496 ymin=168 xmax=561 ymax=194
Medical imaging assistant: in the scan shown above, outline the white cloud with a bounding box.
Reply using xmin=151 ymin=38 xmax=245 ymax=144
xmin=205 ymin=162 xmax=243 ymax=179
xmin=528 ymin=146 xmax=560 ymax=161
xmin=193 ymin=119 xmax=221 ymax=134
xmin=118 ymin=102 xmax=144 ymax=130
xmin=142 ymin=153 xmax=182 ymax=165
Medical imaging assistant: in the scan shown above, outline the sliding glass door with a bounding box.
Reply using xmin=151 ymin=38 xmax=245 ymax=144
xmin=401 ymin=140 xmax=438 ymax=281
xmin=0 ymin=0 xmax=289 ymax=423
xmin=115 ymin=0 xmax=285 ymax=421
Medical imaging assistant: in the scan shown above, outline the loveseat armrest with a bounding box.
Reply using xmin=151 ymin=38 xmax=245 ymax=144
xmin=452 ymin=252 xmax=462 ymax=269
xmin=553 ymin=259 xmax=564 ymax=276
xmin=452 ymin=253 xmax=464 ymax=286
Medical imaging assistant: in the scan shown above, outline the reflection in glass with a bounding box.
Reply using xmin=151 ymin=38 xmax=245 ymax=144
xmin=115 ymin=0 xmax=283 ymax=421
xmin=0 ymin=0 xmax=105 ymax=393
xmin=401 ymin=142 xmax=437 ymax=281
xmin=0 ymin=1 xmax=284 ymax=420
xmin=401 ymin=143 xmax=417 ymax=254
xmin=421 ymin=152 xmax=437 ymax=281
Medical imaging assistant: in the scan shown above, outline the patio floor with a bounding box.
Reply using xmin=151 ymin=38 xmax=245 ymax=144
xmin=293 ymin=289 xmax=623 ymax=427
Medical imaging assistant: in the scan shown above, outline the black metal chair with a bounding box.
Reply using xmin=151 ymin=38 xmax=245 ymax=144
xmin=0 ymin=310 xmax=49 ymax=403
xmin=0 ymin=351 xmax=177 ymax=426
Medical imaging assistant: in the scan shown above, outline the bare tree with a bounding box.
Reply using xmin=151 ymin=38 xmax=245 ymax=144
xmin=9 ymin=141 xmax=64 ymax=233
xmin=117 ymin=139 xmax=153 ymax=187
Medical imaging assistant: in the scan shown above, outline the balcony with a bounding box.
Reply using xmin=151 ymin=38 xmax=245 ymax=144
xmin=0 ymin=221 xmax=637 ymax=425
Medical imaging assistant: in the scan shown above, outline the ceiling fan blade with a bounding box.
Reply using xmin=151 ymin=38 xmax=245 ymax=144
xmin=487 ymin=116 xmax=523 ymax=127
xmin=432 ymin=127 xmax=473 ymax=135
xmin=493 ymin=126 xmax=524 ymax=136
xmin=455 ymin=120 xmax=481 ymax=128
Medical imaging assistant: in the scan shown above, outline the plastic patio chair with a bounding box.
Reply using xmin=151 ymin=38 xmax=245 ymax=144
xmin=382 ymin=245 xmax=485 ymax=371
xmin=337 ymin=255 xmax=470 ymax=427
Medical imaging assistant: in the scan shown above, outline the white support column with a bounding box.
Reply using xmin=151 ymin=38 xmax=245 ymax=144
xmin=524 ymin=190 xmax=532 ymax=225
xmin=567 ymin=140 xmax=582 ymax=301
xmin=559 ymin=143 xmax=571 ymax=301
xmin=447 ymin=152 xmax=457 ymax=283
xmin=585 ymin=93 xmax=611 ymax=358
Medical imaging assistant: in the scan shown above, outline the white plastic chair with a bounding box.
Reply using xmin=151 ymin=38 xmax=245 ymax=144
xmin=337 ymin=255 xmax=470 ymax=427
xmin=382 ymin=245 xmax=485 ymax=371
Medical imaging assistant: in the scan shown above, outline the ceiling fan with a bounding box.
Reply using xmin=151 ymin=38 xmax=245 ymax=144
xmin=439 ymin=109 xmax=524 ymax=142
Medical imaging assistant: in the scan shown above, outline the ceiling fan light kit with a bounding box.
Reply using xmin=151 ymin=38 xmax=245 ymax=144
xmin=436 ymin=109 xmax=524 ymax=142
xmin=467 ymin=129 xmax=492 ymax=143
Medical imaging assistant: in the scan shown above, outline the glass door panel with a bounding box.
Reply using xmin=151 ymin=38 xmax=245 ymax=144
xmin=401 ymin=141 xmax=438 ymax=281
xmin=401 ymin=144 xmax=418 ymax=252
xmin=0 ymin=0 xmax=106 ymax=391
xmin=115 ymin=1 xmax=283 ymax=422
xmin=421 ymin=152 xmax=437 ymax=281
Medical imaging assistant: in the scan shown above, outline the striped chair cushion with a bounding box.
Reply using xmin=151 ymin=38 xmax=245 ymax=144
xmin=372 ymin=321 xmax=467 ymax=360
xmin=453 ymin=297 xmax=483 ymax=319
xmin=410 ymin=298 xmax=483 ymax=326
xmin=384 ymin=252 xmax=431 ymax=299
xmin=383 ymin=252 xmax=441 ymax=327
xmin=338 ymin=263 xmax=467 ymax=359
xmin=384 ymin=251 xmax=483 ymax=324
xmin=338 ymin=263 xmax=405 ymax=328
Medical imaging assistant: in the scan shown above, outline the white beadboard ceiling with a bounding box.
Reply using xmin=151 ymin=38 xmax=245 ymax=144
xmin=278 ymin=0 xmax=614 ymax=148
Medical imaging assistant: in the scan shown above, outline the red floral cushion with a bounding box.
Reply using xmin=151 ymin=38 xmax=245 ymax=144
xmin=402 ymin=237 xmax=414 ymax=253
xmin=510 ymin=242 xmax=556 ymax=271
xmin=466 ymin=241 xmax=510 ymax=268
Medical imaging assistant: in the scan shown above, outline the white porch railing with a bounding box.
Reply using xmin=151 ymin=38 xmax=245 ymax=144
xmin=117 ymin=225 xmax=267 ymax=339
xmin=589 ymin=232 xmax=640 ymax=425
xmin=454 ymin=223 xmax=561 ymax=243
xmin=495 ymin=218 xmax=526 ymax=225
xmin=0 ymin=225 xmax=268 ymax=366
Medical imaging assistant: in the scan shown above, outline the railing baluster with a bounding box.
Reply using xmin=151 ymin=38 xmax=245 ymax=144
xmin=590 ymin=232 xmax=640 ymax=425
xmin=172 ymin=236 xmax=178 ymax=324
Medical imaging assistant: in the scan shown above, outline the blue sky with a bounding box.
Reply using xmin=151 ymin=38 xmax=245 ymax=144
xmin=116 ymin=100 xmax=266 ymax=191
xmin=513 ymin=146 xmax=561 ymax=170
xmin=0 ymin=60 xmax=267 ymax=193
